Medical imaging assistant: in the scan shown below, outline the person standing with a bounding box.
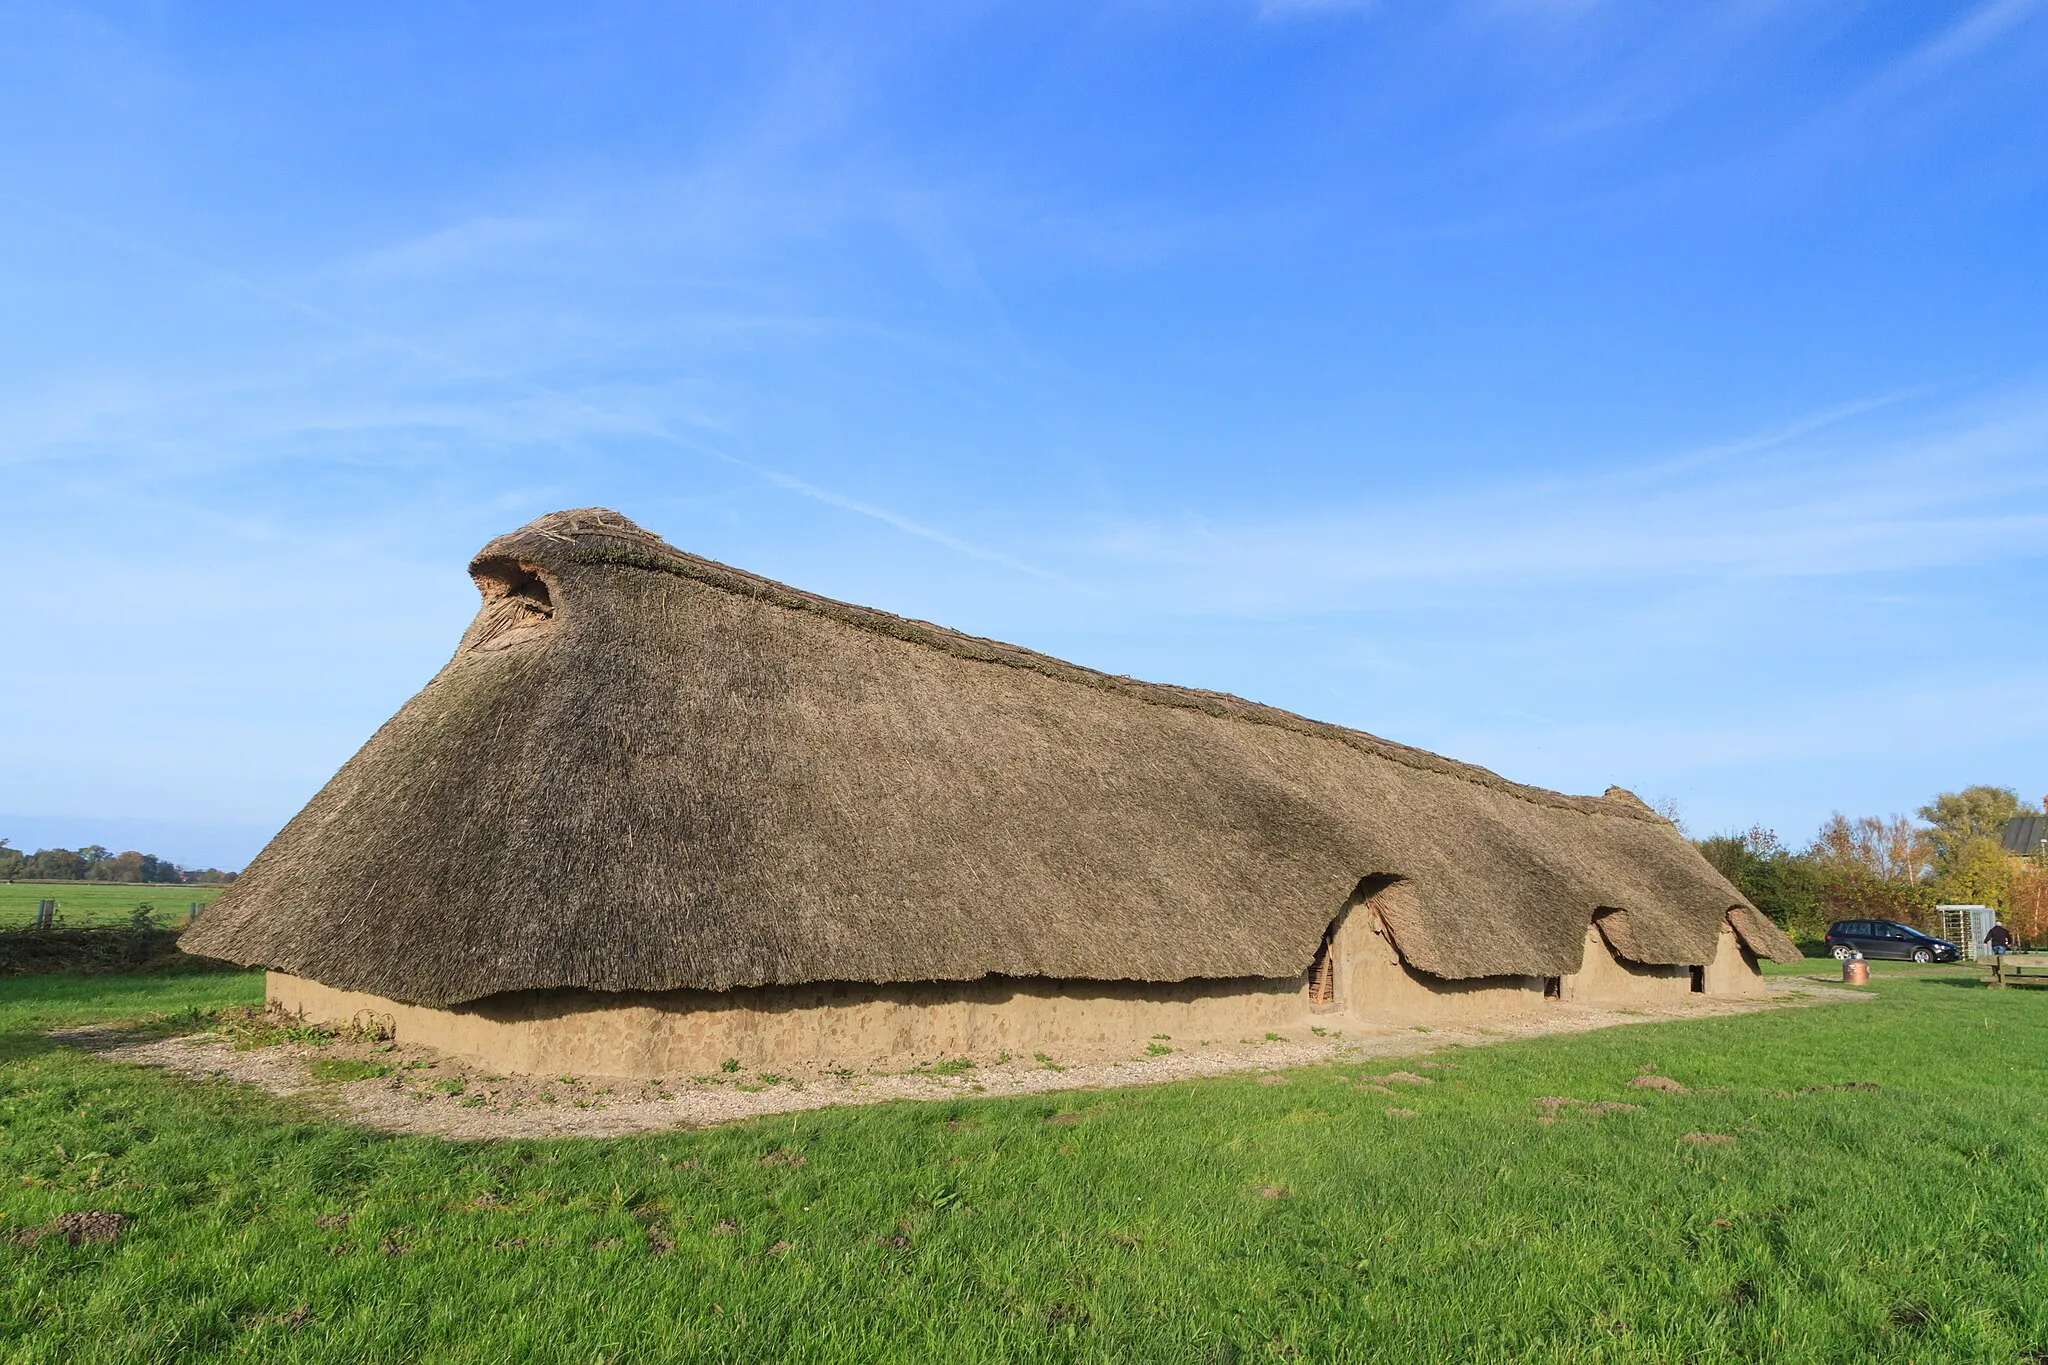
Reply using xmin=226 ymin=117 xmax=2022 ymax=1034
xmin=1986 ymin=920 xmax=2014 ymax=985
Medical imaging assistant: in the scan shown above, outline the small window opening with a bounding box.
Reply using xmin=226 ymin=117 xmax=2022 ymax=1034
xmin=1543 ymin=976 xmax=1562 ymax=1001
xmin=1305 ymin=916 xmax=1343 ymax=1007
xmin=1307 ymin=941 xmax=1337 ymax=1005
xmin=1689 ymin=965 xmax=1706 ymax=993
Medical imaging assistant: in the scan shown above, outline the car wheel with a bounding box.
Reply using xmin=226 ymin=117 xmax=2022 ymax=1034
xmin=1912 ymin=948 xmax=1933 ymax=964
xmin=1831 ymin=945 xmax=1853 ymax=960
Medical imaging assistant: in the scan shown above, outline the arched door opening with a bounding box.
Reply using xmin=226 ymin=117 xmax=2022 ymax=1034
xmin=1304 ymin=874 xmax=1405 ymax=1013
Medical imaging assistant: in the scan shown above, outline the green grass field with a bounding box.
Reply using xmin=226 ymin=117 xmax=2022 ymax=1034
xmin=0 ymin=882 xmax=227 ymax=928
xmin=1 ymin=965 xmax=2043 ymax=1363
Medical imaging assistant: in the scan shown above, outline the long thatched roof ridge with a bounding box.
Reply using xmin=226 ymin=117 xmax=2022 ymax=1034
xmin=184 ymin=507 xmax=1799 ymax=1008
xmin=516 ymin=515 xmax=1655 ymax=823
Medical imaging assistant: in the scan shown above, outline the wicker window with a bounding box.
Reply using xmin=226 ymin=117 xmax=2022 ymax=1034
xmin=1307 ymin=942 xmax=1337 ymax=1005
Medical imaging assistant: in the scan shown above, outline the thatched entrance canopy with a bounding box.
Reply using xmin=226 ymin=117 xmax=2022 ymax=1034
xmin=185 ymin=508 xmax=1796 ymax=1007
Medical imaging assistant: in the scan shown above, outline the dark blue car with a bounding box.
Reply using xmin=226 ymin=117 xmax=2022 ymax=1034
xmin=1824 ymin=919 xmax=1960 ymax=963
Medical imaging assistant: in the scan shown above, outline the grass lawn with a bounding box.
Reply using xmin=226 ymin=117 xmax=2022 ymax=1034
xmin=0 ymin=883 xmax=227 ymax=929
xmin=1 ymin=966 xmax=2043 ymax=1363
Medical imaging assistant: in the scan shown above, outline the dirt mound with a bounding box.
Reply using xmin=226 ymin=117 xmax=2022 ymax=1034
xmin=12 ymin=1211 xmax=129 ymax=1246
xmin=1533 ymin=1096 xmax=1638 ymax=1123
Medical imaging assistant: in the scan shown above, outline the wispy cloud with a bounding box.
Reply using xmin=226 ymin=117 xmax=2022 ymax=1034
xmin=346 ymin=215 xmax=568 ymax=280
xmin=1792 ymin=0 xmax=2048 ymax=150
xmin=2 ymin=194 xmax=1068 ymax=581
xmin=1453 ymin=667 xmax=2048 ymax=782
xmin=1879 ymin=0 xmax=2044 ymax=92
xmin=1629 ymin=389 xmax=1933 ymax=481
xmin=1256 ymin=0 xmax=1376 ymax=19
xmin=1078 ymin=387 xmax=2048 ymax=617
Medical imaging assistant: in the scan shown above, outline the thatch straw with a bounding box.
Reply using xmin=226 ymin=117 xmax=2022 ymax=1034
xmin=1727 ymin=905 xmax=1800 ymax=963
xmin=183 ymin=508 xmax=1799 ymax=1007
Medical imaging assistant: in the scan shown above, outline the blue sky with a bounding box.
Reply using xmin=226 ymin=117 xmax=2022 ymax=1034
xmin=4 ymin=0 xmax=2046 ymax=870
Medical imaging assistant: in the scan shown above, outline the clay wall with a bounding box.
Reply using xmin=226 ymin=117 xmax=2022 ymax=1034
xmin=268 ymin=911 xmax=1771 ymax=1079
xmin=1331 ymin=909 xmax=1550 ymax=1025
xmin=1700 ymin=921 xmax=1768 ymax=996
xmin=269 ymin=971 xmax=1311 ymax=1078
xmin=1563 ymin=923 xmax=1696 ymax=1006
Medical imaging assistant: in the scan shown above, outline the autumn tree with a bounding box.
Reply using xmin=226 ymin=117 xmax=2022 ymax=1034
xmin=1804 ymin=813 xmax=1934 ymax=927
xmin=1697 ymin=785 xmax=2048 ymax=952
xmin=0 ymin=843 xmax=200 ymax=883
xmin=89 ymin=850 xmax=146 ymax=883
xmin=1808 ymin=813 xmax=1930 ymax=883
xmin=1917 ymin=786 xmax=2022 ymax=871
xmin=1930 ymin=835 xmax=2012 ymax=912
xmin=2009 ymin=859 xmax=2048 ymax=947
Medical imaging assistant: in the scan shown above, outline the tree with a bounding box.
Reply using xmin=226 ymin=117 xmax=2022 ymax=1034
xmin=1808 ymin=813 xmax=1930 ymax=884
xmin=1650 ymin=796 xmax=1688 ymax=835
xmin=138 ymin=855 xmax=183 ymax=884
xmin=25 ymin=848 xmax=86 ymax=880
xmin=1930 ymin=835 xmax=2012 ymax=911
xmin=2010 ymin=855 xmax=2048 ymax=948
xmin=1917 ymin=786 xmax=2022 ymax=871
xmin=89 ymin=851 xmax=145 ymax=883
xmin=1696 ymin=826 xmax=1825 ymax=941
xmin=2 ymin=843 xmax=193 ymax=883
xmin=1806 ymin=813 xmax=1935 ymax=929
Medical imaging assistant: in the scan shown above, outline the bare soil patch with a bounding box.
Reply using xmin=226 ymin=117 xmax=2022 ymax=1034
xmin=59 ymin=980 xmax=1860 ymax=1140
xmin=1533 ymin=1096 xmax=1639 ymax=1124
xmin=12 ymin=1211 xmax=130 ymax=1247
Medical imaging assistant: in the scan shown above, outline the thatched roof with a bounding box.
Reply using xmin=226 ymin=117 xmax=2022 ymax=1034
xmin=1726 ymin=906 xmax=1800 ymax=963
xmin=184 ymin=508 xmax=1799 ymax=1007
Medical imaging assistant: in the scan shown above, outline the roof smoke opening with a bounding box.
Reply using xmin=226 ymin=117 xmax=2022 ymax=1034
xmin=467 ymin=557 xmax=557 ymax=652
xmin=473 ymin=557 xmax=553 ymax=609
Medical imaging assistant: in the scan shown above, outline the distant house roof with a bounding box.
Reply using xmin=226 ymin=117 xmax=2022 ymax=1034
xmin=2000 ymin=814 xmax=2048 ymax=858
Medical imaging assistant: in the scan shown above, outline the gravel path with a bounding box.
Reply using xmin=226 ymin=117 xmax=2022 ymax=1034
xmin=62 ymin=978 xmax=1861 ymax=1141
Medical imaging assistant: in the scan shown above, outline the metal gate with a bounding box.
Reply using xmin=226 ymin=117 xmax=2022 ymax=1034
xmin=1937 ymin=904 xmax=1996 ymax=961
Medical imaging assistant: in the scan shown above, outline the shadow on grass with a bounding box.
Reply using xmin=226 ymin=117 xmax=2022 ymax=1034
xmin=0 ymin=1004 xmax=226 ymax=1067
xmin=0 ymin=969 xmax=263 ymax=1065
xmin=1913 ymin=978 xmax=2048 ymax=995
xmin=0 ymin=1030 xmax=80 ymax=1066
